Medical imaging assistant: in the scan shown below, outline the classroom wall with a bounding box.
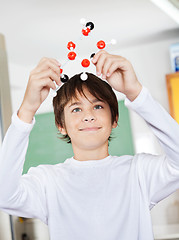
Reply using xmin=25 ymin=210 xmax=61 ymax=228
xmin=1 ymin=33 xmax=179 ymax=239
xmin=0 ymin=211 xmax=12 ymax=240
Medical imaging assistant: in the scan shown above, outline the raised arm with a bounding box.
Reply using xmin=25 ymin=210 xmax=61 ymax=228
xmin=0 ymin=58 xmax=61 ymax=222
xmin=92 ymin=50 xmax=179 ymax=206
xmin=92 ymin=50 xmax=179 ymax=165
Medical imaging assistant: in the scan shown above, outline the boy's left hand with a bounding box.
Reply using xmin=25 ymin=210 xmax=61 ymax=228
xmin=92 ymin=50 xmax=142 ymax=101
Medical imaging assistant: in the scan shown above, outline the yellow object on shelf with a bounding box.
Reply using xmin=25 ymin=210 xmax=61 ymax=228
xmin=166 ymin=72 xmax=179 ymax=124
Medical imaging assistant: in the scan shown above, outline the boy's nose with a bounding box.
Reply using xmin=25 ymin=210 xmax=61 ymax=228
xmin=83 ymin=113 xmax=96 ymax=122
xmin=84 ymin=117 xmax=95 ymax=122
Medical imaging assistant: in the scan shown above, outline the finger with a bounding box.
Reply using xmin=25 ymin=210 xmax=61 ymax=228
xmin=106 ymin=60 xmax=125 ymax=77
xmin=49 ymin=58 xmax=61 ymax=66
xmin=44 ymin=69 xmax=61 ymax=86
xmin=41 ymin=78 xmax=57 ymax=90
xmin=92 ymin=50 xmax=107 ymax=65
xmin=36 ymin=58 xmax=61 ymax=75
xmin=95 ymin=52 xmax=108 ymax=76
xmin=48 ymin=58 xmax=62 ymax=73
xmin=39 ymin=57 xmax=61 ymax=66
xmin=101 ymin=58 xmax=113 ymax=79
xmin=34 ymin=69 xmax=61 ymax=86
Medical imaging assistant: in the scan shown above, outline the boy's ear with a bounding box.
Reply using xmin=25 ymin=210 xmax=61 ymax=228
xmin=112 ymin=117 xmax=118 ymax=129
xmin=58 ymin=125 xmax=67 ymax=135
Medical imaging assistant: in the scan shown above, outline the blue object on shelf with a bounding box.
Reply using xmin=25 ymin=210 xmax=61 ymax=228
xmin=175 ymin=56 xmax=179 ymax=72
xmin=170 ymin=43 xmax=179 ymax=72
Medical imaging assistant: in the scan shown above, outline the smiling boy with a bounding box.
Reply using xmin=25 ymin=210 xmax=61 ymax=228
xmin=53 ymin=72 xmax=119 ymax=161
xmin=0 ymin=50 xmax=179 ymax=240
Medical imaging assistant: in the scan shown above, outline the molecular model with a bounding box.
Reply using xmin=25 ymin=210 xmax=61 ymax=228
xmin=54 ymin=18 xmax=117 ymax=94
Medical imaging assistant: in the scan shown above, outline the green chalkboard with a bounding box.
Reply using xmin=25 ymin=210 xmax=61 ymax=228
xmin=23 ymin=100 xmax=134 ymax=174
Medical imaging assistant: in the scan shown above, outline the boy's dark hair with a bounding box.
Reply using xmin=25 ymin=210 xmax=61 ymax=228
xmin=53 ymin=72 xmax=119 ymax=143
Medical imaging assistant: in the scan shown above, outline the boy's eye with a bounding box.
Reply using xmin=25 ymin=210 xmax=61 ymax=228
xmin=72 ymin=108 xmax=81 ymax=113
xmin=94 ymin=105 xmax=103 ymax=110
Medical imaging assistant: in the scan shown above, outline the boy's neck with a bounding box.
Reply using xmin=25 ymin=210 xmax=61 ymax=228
xmin=72 ymin=144 xmax=109 ymax=161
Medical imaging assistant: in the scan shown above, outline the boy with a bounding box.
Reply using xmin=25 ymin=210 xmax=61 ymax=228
xmin=0 ymin=50 xmax=179 ymax=240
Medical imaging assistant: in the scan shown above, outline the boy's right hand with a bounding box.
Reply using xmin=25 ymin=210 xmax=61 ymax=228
xmin=18 ymin=58 xmax=61 ymax=123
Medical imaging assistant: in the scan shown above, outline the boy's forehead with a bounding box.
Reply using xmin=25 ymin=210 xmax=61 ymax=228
xmin=65 ymin=90 xmax=106 ymax=108
xmin=67 ymin=95 xmax=101 ymax=106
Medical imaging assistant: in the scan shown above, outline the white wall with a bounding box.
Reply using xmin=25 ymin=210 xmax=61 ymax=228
xmin=0 ymin=211 xmax=12 ymax=240
xmin=2 ymin=34 xmax=179 ymax=239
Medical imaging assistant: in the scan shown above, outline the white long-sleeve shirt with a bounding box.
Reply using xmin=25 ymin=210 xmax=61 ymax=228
xmin=0 ymin=87 xmax=179 ymax=240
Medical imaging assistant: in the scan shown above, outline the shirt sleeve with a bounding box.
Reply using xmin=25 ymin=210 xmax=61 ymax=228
xmin=125 ymin=87 xmax=179 ymax=209
xmin=0 ymin=112 xmax=48 ymax=224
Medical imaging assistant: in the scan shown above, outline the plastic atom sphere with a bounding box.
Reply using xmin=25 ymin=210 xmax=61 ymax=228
xmin=67 ymin=41 xmax=76 ymax=50
xmin=81 ymin=59 xmax=90 ymax=68
xmin=90 ymin=53 xmax=95 ymax=59
xmin=80 ymin=72 xmax=88 ymax=81
xmin=82 ymin=27 xmax=91 ymax=36
xmin=110 ymin=39 xmax=117 ymax=45
xmin=97 ymin=40 xmax=106 ymax=49
xmin=60 ymin=68 xmax=63 ymax=74
xmin=86 ymin=22 xmax=94 ymax=30
xmin=80 ymin=18 xmax=86 ymax=25
xmin=68 ymin=51 xmax=77 ymax=60
xmin=60 ymin=74 xmax=69 ymax=83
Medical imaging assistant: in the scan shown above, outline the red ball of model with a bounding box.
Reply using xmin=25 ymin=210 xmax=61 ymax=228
xmin=67 ymin=41 xmax=76 ymax=50
xmin=82 ymin=27 xmax=91 ymax=36
xmin=97 ymin=40 xmax=106 ymax=49
xmin=68 ymin=51 xmax=76 ymax=60
xmin=81 ymin=59 xmax=90 ymax=68
xmin=60 ymin=68 xmax=63 ymax=74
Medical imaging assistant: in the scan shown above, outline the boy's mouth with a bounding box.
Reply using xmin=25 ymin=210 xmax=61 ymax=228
xmin=79 ymin=127 xmax=102 ymax=131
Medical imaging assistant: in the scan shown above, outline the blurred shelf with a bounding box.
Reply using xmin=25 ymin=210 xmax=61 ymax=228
xmin=154 ymin=224 xmax=179 ymax=239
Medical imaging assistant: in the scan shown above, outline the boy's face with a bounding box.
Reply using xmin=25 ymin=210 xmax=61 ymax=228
xmin=58 ymin=87 xmax=117 ymax=152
